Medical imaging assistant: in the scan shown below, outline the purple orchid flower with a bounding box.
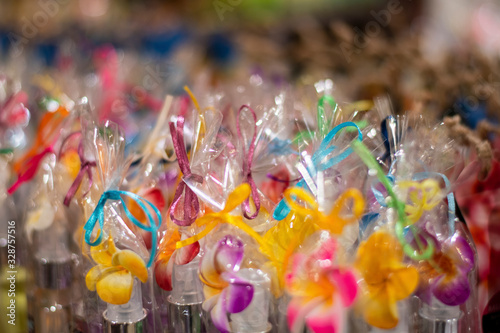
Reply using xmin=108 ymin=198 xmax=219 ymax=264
xmin=200 ymin=235 xmax=255 ymax=333
xmin=415 ymin=230 xmax=475 ymax=306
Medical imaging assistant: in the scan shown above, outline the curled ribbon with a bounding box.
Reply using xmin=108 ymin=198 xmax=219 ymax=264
xmin=59 ymin=132 xmax=97 ymax=206
xmin=371 ymin=167 xmax=456 ymax=234
xmin=411 ymin=172 xmax=456 ymax=234
xmin=236 ymin=105 xmax=260 ymax=220
xmin=8 ymin=146 xmax=54 ymax=194
xmin=283 ymin=187 xmax=365 ymax=235
xmin=83 ymin=190 xmax=161 ymax=268
xmin=351 ymin=140 xmax=434 ymax=261
xmin=176 ymin=184 xmax=275 ymax=259
xmin=169 ymin=97 xmax=203 ymax=226
xmin=8 ymin=107 xmax=69 ymax=194
xmin=273 ymin=121 xmax=363 ymax=221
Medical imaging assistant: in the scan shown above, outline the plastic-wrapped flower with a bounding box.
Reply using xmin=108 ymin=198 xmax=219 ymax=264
xmin=200 ymin=235 xmax=254 ymax=333
xmin=355 ymin=230 xmax=419 ymax=329
xmin=415 ymin=231 xmax=475 ymax=306
xmin=85 ymin=236 xmax=148 ymax=304
xmin=154 ymin=228 xmax=200 ymax=291
xmin=128 ymin=187 xmax=165 ymax=249
xmin=399 ymin=179 xmax=441 ymax=224
xmin=286 ymin=238 xmax=357 ymax=333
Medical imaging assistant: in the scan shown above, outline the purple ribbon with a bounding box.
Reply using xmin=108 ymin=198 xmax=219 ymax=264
xmin=236 ymin=105 xmax=260 ymax=220
xmin=169 ymin=98 xmax=203 ymax=226
xmin=59 ymin=132 xmax=96 ymax=206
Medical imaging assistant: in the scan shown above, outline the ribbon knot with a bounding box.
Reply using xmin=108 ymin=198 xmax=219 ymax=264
xmin=237 ymin=105 xmax=260 ymax=220
xmin=84 ymin=190 xmax=161 ymax=268
xmin=176 ymin=184 xmax=277 ymax=265
xmin=273 ymin=121 xmax=363 ymax=221
xmin=283 ymin=187 xmax=365 ymax=235
xmin=169 ymin=102 xmax=203 ymax=226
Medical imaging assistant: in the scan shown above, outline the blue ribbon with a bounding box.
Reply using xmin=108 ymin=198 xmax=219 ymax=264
xmin=272 ymin=121 xmax=362 ymax=221
xmin=84 ymin=190 xmax=162 ymax=268
xmin=268 ymin=138 xmax=299 ymax=156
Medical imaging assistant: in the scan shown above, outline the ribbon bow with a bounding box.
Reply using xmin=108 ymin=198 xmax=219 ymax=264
xmin=60 ymin=133 xmax=97 ymax=206
xmin=176 ymin=184 xmax=272 ymax=256
xmin=273 ymin=121 xmax=363 ymax=221
xmin=284 ymin=187 xmax=365 ymax=235
xmin=169 ymin=98 xmax=203 ymax=226
xmin=84 ymin=190 xmax=161 ymax=268
xmin=236 ymin=105 xmax=261 ymax=220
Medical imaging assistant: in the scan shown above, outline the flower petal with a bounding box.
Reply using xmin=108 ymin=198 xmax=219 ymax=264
xmin=90 ymin=236 xmax=117 ymax=266
xmin=448 ymin=233 xmax=475 ymax=273
xmin=363 ymin=286 xmax=399 ymax=329
xmin=85 ymin=266 xmax=121 ymax=291
xmin=215 ymin=235 xmax=244 ymax=273
xmin=331 ymin=269 xmax=357 ymax=306
xmin=143 ymin=188 xmax=166 ymax=211
xmin=305 ymin=296 xmax=343 ymax=333
xmin=211 ymin=289 xmax=231 ymax=333
xmin=155 ymin=252 xmax=175 ymax=291
xmin=200 ymin=243 xmax=226 ymax=289
xmin=155 ymin=230 xmax=182 ymax=291
xmin=287 ymin=297 xmax=324 ymax=333
xmin=223 ymin=274 xmax=254 ymax=313
xmin=203 ymin=284 xmax=221 ymax=303
xmin=387 ymin=266 xmax=419 ymax=301
xmin=356 ymin=231 xmax=403 ymax=285
xmin=432 ymin=272 xmax=471 ymax=306
xmin=202 ymin=293 xmax=219 ymax=313
xmin=111 ymin=249 xmax=148 ymax=283
xmin=175 ymin=241 xmax=200 ymax=265
xmin=96 ymin=270 xmax=134 ymax=305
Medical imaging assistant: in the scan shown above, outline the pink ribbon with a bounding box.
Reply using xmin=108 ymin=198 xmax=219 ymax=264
xmin=169 ymin=97 xmax=203 ymax=226
xmin=236 ymin=105 xmax=260 ymax=220
xmin=8 ymin=146 xmax=54 ymax=194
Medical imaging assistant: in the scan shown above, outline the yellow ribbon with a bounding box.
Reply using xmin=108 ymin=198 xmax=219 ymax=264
xmin=283 ymin=187 xmax=365 ymax=235
xmin=398 ymin=179 xmax=442 ymax=225
xmin=176 ymin=184 xmax=274 ymax=261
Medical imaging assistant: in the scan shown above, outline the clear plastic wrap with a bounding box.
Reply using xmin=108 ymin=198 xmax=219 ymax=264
xmin=80 ymin=117 xmax=162 ymax=332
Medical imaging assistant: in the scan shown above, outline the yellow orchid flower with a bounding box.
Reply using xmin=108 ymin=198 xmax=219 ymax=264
xmin=85 ymin=236 xmax=148 ymax=305
xmin=355 ymin=230 xmax=419 ymax=329
xmin=398 ymin=179 xmax=441 ymax=225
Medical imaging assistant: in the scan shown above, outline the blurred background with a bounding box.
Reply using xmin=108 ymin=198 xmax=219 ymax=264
xmin=0 ymin=0 xmax=499 ymax=120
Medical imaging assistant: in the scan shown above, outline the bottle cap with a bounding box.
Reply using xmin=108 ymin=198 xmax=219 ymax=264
xmin=103 ymin=309 xmax=147 ymax=333
xmin=419 ymin=298 xmax=461 ymax=333
xmin=169 ymin=258 xmax=204 ymax=305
